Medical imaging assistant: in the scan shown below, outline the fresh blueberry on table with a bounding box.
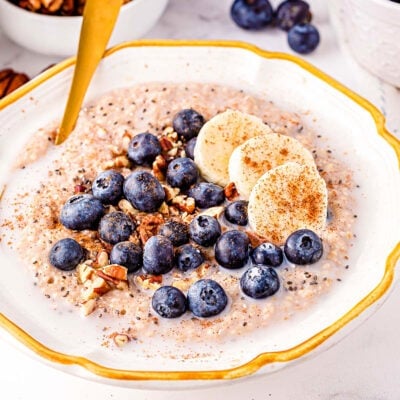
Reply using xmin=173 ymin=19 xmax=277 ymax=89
xmin=49 ymin=238 xmax=84 ymax=271
xmin=187 ymin=279 xmax=228 ymax=318
xmin=152 ymin=286 xmax=187 ymax=318
xmin=110 ymin=241 xmax=143 ymax=273
xmin=185 ymin=137 xmax=197 ymax=160
xmin=60 ymin=194 xmax=104 ymax=230
xmin=240 ymin=265 xmax=280 ymax=299
xmin=175 ymin=244 xmax=204 ymax=272
xmin=127 ymin=132 xmax=161 ymax=165
xmin=224 ymin=200 xmax=248 ymax=226
xmin=123 ymin=170 xmax=165 ymax=212
xmin=215 ymin=230 xmax=250 ymax=269
xmin=166 ymin=157 xmax=199 ymax=190
xmin=284 ymin=229 xmax=323 ymax=265
xmin=172 ymin=109 xmax=205 ymax=141
xmin=98 ymin=211 xmax=135 ymax=245
xmin=188 ymin=182 xmax=225 ymax=209
xmin=230 ymin=0 xmax=274 ymax=30
xmin=143 ymin=235 xmax=175 ymax=275
xmin=158 ymin=220 xmax=189 ymax=247
xmin=288 ymin=23 xmax=320 ymax=54
xmin=251 ymin=242 xmax=283 ymax=267
xmin=189 ymin=215 xmax=221 ymax=247
xmin=92 ymin=170 xmax=124 ymax=205
xmin=275 ymin=0 xmax=311 ymax=31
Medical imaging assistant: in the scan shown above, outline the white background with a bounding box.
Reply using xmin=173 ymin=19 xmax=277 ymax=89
xmin=1 ymin=0 xmax=399 ymax=398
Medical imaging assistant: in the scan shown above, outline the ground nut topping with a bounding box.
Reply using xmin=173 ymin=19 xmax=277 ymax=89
xmin=0 ymin=82 xmax=357 ymax=345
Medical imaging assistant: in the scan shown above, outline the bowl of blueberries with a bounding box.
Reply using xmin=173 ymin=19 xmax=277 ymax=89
xmin=328 ymin=0 xmax=400 ymax=87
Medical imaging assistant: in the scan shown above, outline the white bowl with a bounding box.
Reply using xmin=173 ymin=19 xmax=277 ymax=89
xmin=329 ymin=0 xmax=400 ymax=87
xmin=0 ymin=0 xmax=169 ymax=57
xmin=0 ymin=40 xmax=399 ymax=389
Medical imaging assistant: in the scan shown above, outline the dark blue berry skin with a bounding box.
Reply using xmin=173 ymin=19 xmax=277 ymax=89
xmin=92 ymin=170 xmax=124 ymax=205
xmin=110 ymin=241 xmax=143 ymax=273
xmin=288 ymin=23 xmax=320 ymax=54
xmin=284 ymin=229 xmax=323 ymax=265
xmin=158 ymin=220 xmax=189 ymax=247
xmin=215 ymin=230 xmax=250 ymax=269
xmin=224 ymin=200 xmax=248 ymax=226
xmin=166 ymin=157 xmax=199 ymax=190
xmin=185 ymin=137 xmax=197 ymax=160
xmin=60 ymin=194 xmax=104 ymax=230
xmin=127 ymin=132 xmax=161 ymax=165
xmin=123 ymin=170 xmax=165 ymax=212
xmin=176 ymin=244 xmax=204 ymax=272
xmin=275 ymin=0 xmax=311 ymax=31
xmin=49 ymin=238 xmax=84 ymax=271
xmin=188 ymin=182 xmax=225 ymax=209
xmin=152 ymin=286 xmax=187 ymax=318
xmin=230 ymin=0 xmax=274 ymax=30
xmin=143 ymin=235 xmax=174 ymax=275
xmin=251 ymin=242 xmax=283 ymax=267
xmin=240 ymin=266 xmax=280 ymax=299
xmin=189 ymin=215 xmax=221 ymax=247
xmin=187 ymin=279 xmax=228 ymax=318
xmin=172 ymin=109 xmax=205 ymax=141
xmin=98 ymin=212 xmax=135 ymax=245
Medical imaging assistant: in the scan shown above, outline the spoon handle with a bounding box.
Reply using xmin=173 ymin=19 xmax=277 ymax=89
xmin=56 ymin=0 xmax=122 ymax=145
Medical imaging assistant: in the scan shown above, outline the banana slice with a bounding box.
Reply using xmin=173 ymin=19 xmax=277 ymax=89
xmin=229 ymin=133 xmax=317 ymax=199
xmin=248 ymin=162 xmax=327 ymax=245
xmin=194 ymin=109 xmax=272 ymax=186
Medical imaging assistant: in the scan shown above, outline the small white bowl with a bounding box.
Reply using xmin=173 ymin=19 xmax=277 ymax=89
xmin=329 ymin=0 xmax=400 ymax=87
xmin=0 ymin=0 xmax=169 ymax=57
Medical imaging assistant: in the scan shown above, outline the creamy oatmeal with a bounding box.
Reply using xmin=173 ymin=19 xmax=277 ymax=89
xmin=0 ymin=82 xmax=356 ymax=344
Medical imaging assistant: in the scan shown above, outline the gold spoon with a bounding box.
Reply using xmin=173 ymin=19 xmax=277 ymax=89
xmin=55 ymin=0 xmax=123 ymax=145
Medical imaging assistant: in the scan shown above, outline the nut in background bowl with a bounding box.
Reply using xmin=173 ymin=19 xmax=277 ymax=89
xmin=0 ymin=0 xmax=169 ymax=56
xmin=328 ymin=0 xmax=400 ymax=87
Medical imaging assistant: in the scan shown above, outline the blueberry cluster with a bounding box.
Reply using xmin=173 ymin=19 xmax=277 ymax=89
xmin=48 ymin=107 xmax=324 ymax=322
xmin=230 ymin=0 xmax=320 ymax=54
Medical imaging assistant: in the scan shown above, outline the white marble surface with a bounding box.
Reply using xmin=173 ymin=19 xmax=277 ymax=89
xmin=0 ymin=0 xmax=399 ymax=398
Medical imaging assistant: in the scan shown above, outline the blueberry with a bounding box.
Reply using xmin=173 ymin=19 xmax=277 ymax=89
xmin=230 ymin=0 xmax=274 ymax=30
xmin=92 ymin=170 xmax=124 ymax=205
xmin=158 ymin=220 xmax=189 ymax=247
xmin=224 ymin=200 xmax=248 ymax=226
xmin=251 ymin=242 xmax=283 ymax=267
xmin=172 ymin=109 xmax=205 ymax=141
xmin=166 ymin=157 xmax=199 ymax=190
xmin=127 ymin=132 xmax=161 ymax=165
xmin=123 ymin=170 xmax=165 ymax=212
xmin=240 ymin=265 xmax=280 ymax=299
xmin=187 ymin=279 xmax=228 ymax=318
xmin=98 ymin=211 xmax=135 ymax=245
xmin=60 ymin=194 xmax=104 ymax=230
xmin=49 ymin=238 xmax=84 ymax=271
xmin=110 ymin=241 xmax=142 ymax=273
xmin=215 ymin=230 xmax=250 ymax=269
xmin=288 ymin=23 xmax=320 ymax=54
xmin=176 ymin=244 xmax=204 ymax=272
xmin=152 ymin=286 xmax=187 ymax=318
xmin=185 ymin=137 xmax=197 ymax=160
xmin=189 ymin=215 xmax=221 ymax=247
xmin=143 ymin=235 xmax=174 ymax=275
xmin=275 ymin=0 xmax=311 ymax=31
xmin=188 ymin=182 xmax=225 ymax=209
xmin=284 ymin=229 xmax=323 ymax=265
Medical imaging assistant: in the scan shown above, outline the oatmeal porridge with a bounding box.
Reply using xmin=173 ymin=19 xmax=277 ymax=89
xmin=0 ymin=82 xmax=356 ymax=344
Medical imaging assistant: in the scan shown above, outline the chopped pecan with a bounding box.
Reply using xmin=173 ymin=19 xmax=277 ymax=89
xmin=137 ymin=214 xmax=164 ymax=244
xmin=134 ymin=274 xmax=163 ymax=291
xmin=152 ymin=155 xmax=167 ymax=181
xmin=101 ymin=264 xmax=128 ymax=281
xmin=42 ymin=0 xmax=63 ymax=12
xmin=81 ymin=299 xmax=97 ymax=316
xmin=112 ymin=333 xmax=130 ymax=347
xmin=224 ymin=182 xmax=239 ymax=201
xmin=0 ymin=68 xmax=29 ymax=99
xmin=199 ymin=206 xmax=224 ymax=219
xmin=171 ymin=195 xmax=195 ymax=214
xmin=159 ymin=136 xmax=173 ymax=151
xmin=163 ymin=185 xmax=180 ymax=202
xmin=118 ymin=199 xmax=139 ymax=217
xmin=77 ymin=263 xmax=95 ymax=284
